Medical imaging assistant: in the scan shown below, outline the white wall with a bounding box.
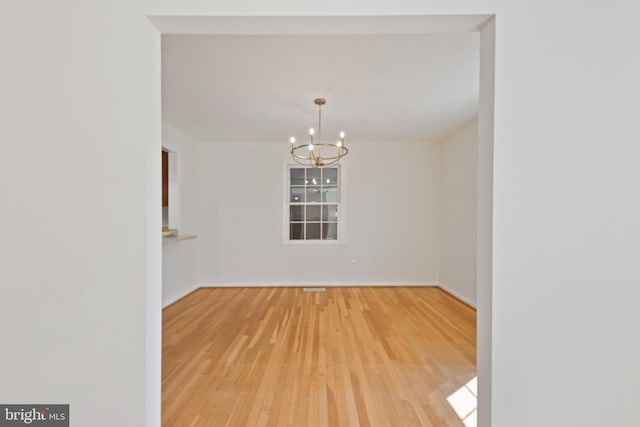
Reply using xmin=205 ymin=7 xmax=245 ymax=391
xmin=196 ymin=141 xmax=440 ymax=285
xmin=163 ymin=241 xmax=198 ymax=306
xmin=162 ymin=124 xmax=199 ymax=306
xmin=439 ymin=118 xmax=478 ymax=306
xmin=0 ymin=2 xmax=159 ymax=426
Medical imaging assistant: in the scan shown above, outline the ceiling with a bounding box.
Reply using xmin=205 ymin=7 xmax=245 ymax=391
xmin=162 ymin=32 xmax=479 ymax=144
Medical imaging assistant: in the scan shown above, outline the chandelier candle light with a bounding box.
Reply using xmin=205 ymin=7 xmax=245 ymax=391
xmin=290 ymin=98 xmax=348 ymax=168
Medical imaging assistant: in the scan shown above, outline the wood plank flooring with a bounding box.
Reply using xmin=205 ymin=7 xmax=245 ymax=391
xmin=162 ymin=287 xmax=476 ymax=426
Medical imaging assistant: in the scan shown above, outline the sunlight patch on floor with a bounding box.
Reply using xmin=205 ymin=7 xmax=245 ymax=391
xmin=446 ymin=377 xmax=477 ymax=427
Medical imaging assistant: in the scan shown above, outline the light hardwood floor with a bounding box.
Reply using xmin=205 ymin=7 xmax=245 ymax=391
xmin=162 ymin=287 xmax=476 ymax=426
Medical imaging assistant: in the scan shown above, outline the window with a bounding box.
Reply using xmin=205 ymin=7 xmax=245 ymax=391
xmin=286 ymin=166 xmax=341 ymax=242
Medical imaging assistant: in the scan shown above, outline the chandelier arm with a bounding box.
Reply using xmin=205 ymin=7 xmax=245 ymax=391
xmin=317 ymin=146 xmax=348 ymax=161
xmin=318 ymin=149 xmax=348 ymax=166
xmin=292 ymin=143 xmax=346 ymax=151
xmin=291 ymin=144 xmax=348 ymax=166
xmin=319 ymin=158 xmax=339 ymax=167
xmin=291 ymin=156 xmax=311 ymax=166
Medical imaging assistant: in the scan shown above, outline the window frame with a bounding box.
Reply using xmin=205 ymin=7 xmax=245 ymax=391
xmin=282 ymin=162 xmax=346 ymax=246
xmin=162 ymin=147 xmax=179 ymax=231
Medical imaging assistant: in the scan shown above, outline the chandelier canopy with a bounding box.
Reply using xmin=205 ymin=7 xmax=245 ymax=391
xmin=289 ymin=98 xmax=348 ymax=168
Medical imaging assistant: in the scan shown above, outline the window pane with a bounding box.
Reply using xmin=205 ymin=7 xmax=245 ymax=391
xmin=322 ymin=222 xmax=338 ymax=240
xmin=290 ymin=187 xmax=305 ymax=203
xmin=306 ymin=223 xmax=321 ymax=240
xmin=306 ymin=205 xmax=321 ymax=221
xmin=290 ymin=168 xmax=305 ymax=186
xmin=290 ymin=206 xmax=304 ymax=221
xmin=322 ymin=205 xmax=338 ymax=222
xmin=307 ymin=186 xmax=322 ymax=203
xmin=323 ymin=168 xmax=338 ymax=185
xmin=290 ymin=223 xmax=304 ymax=240
xmin=323 ymin=186 xmax=338 ymax=202
xmin=307 ymin=168 xmax=321 ymax=186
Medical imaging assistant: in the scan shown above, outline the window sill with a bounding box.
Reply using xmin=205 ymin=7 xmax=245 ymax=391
xmin=281 ymin=240 xmax=346 ymax=248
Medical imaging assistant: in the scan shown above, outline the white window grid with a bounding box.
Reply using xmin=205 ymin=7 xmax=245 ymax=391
xmin=287 ymin=166 xmax=341 ymax=241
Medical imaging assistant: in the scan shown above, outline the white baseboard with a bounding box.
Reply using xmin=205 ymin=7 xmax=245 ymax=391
xmin=164 ymin=282 xmax=476 ymax=309
xmin=198 ymin=281 xmax=439 ymax=288
xmin=163 ymin=284 xmax=200 ymax=308
xmin=437 ymin=283 xmax=477 ymax=308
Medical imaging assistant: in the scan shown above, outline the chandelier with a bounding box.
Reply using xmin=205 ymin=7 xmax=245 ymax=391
xmin=289 ymin=98 xmax=348 ymax=168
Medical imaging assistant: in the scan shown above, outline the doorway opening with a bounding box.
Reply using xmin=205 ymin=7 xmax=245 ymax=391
xmin=149 ymin=14 xmax=495 ymax=427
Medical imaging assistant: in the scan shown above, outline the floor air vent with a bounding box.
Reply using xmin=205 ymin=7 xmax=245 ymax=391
xmin=303 ymin=287 xmax=326 ymax=292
